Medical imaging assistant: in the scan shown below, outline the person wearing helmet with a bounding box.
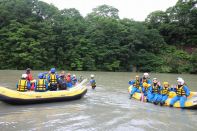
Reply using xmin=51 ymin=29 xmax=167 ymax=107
xmin=58 ymin=71 xmax=67 ymax=90
xmin=35 ymin=73 xmax=48 ymax=92
xmin=142 ymin=82 xmax=153 ymax=102
xmin=71 ymin=74 xmax=78 ymax=86
xmin=140 ymin=73 xmax=152 ymax=92
xmin=170 ymin=78 xmax=190 ymax=108
xmin=157 ymin=82 xmax=171 ymax=106
xmin=89 ymin=74 xmax=96 ymax=89
xmin=47 ymin=68 xmax=59 ymax=91
xmin=66 ymin=73 xmax=73 ymax=88
xmin=129 ymin=75 xmax=142 ymax=99
xmin=16 ymin=74 xmax=31 ymax=92
xmin=26 ymin=68 xmax=33 ymax=81
xmin=151 ymin=78 xmax=162 ymax=105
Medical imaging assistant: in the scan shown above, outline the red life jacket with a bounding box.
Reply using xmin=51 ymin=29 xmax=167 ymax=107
xmin=27 ymin=74 xmax=33 ymax=81
xmin=66 ymin=76 xmax=71 ymax=82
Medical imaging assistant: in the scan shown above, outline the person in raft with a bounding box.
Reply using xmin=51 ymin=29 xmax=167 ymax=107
xmin=71 ymin=74 xmax=78 ymax=86
xmin=26 ymin=68 xmax=35 ymax=90
xmin=90 ymin=74 xmax=96 ymax=89
xmin=35 ymin=73 xmax=48 ymax=92
xmin=16 ymin=74 xmax=31 ymax=92
xmin=151 ymin=78 xmax=162 ymax=105
xmin=140 ymin=73 xmax=151 ymax=85
xmin=170 ymin=78 xmax=190 ymax=108
xmin=65 ymin=73 xmax=73 ymax=88
xmin=142 ymin=82 xmax=153 ymax=102
xmin=140 ymin=73 xmax=152 ymax=99
xmin=157 ymin=82 xmax=171 ymax=106
xmin=129 ymin=75 xmax=142 ymax=99
xmin=47 ymin=68 xmax=59 ymax=91
xmin=58 ymin=71 xmax=67 ymax=90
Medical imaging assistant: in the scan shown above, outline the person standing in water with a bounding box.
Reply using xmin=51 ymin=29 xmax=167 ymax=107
xmin=90 ymin=74 xmax=96 ymax=89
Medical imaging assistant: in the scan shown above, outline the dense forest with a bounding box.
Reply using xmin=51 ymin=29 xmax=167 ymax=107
xmin=0 ymin=0 xmax=196 ymax=73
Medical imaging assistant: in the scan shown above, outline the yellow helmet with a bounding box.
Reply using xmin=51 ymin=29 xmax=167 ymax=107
xmin=163 ymin=82 xmax=169 ymax=85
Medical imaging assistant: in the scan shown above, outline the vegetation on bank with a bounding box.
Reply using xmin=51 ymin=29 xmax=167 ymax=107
xmin=0 ymin=0 xmax=196 ymax=73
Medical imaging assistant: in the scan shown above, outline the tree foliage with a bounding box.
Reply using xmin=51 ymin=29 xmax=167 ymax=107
xmin=0 ymin=0 xmax=196 ymax=73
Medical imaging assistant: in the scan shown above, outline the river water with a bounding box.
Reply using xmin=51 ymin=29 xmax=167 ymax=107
xmin=0 ymin=70 xmax=196 ymax=131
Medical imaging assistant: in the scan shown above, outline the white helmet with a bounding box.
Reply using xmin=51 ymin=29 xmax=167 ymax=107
xmin=90 ymin=74 xmax=94 ymax=78
xmin=153 ymin=78 xmax=157 ymax=80
xmin=21 ymin=74 xmax=27 ymax=78
xmin=143 ymin=72 xmax=149 ymax=77
xmin=73 ymin=74 xmax=76 ymax=77
xmin=177 ymin=77 xmax=183 ymax=81
xmin=177 ymin=78 xmax=184 ymax=85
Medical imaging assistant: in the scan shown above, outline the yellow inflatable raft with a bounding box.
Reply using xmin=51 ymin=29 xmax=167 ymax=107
xmin=0 ymin=80 xmax=87 ymax=105
xmin=128 ymin=86 xmax=197 ymax=109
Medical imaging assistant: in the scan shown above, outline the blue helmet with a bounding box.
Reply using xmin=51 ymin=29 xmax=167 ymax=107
xmin=38 ymin=73 xmax=44 ymax=79
xmin=50 ymin=68 xmax=56 ymax=73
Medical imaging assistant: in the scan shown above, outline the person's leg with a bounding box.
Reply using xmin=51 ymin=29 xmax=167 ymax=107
xmin=153 ymin=94 xmax=159 ymax=102
xmin=136 ymin=88 xmax=141 ymax=93
xmin=147 ymin=93 xmax=154 ymax=102
xmin=160 ymin=95 xmax=168 ymax=106
xmin=130 ymin=87 xmax=137 ymax=95
xmin=180 ymin=96 xmax=187 ymax=108
xmin=161 ymin=95 xmax=168 ymax=103
xmin=156 ymin=94 xmax=162 ymax=103
xmin=129 ymin=87 xmax=137 ymax=99
xmin=170 ymin=96 xmax=180 ymax=107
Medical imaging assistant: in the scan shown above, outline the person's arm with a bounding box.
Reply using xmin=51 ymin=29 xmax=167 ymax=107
xmin=45 ymin=80 xmax=48 ymax=90
xmin=159 ymin=86 xmax=162 ymax=92
xmin=184 ymin=86 xmax=190 ymax=97
xmin=147 ymin=86 xmax=153 ymax=94
xmin=141 ymin=87 xmax=145 ymax=93
xmin=27 ymin=82 xmax=31 ymax=90
xmin=47 ymin=75 xmax=50 ymax=82
xmin=34 ymin=82 xmax=37 ymax=91
xmin=129 ymin=80 xmax=134 ymax=85
xmin=147 ymin=80 xmax=152 ymax=85
xmin=56 ymin=74 xmax=59 ymax=79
